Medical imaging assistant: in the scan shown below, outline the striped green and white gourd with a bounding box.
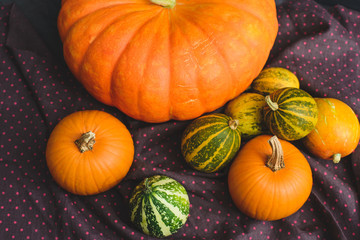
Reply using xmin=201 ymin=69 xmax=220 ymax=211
xmin=251 ymin=67 xmax=300 ymax=96
xmin=225 ymin=92 xmax=268 ymax=139
xmin=129 ymin=175 xmax=190 ymax=238
xmin=263 ymin=87 xmax=318 ymax=141
xmin=181 ymin=113 xmax=241 ymax=173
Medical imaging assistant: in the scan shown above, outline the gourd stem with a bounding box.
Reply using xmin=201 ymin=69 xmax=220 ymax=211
xmin=333 ymin=153 xmax=341 ymax=164
xmin=74 ymin=131 xmax=96 ymax=153
xmin=228 ymin=119 xmax=239 ymax=130
xmin=265 ymin=95 xmax=278 ymax=111
xmin=266 ymin=136 xmax=285 ymax=172
xmin=150 ymin=0 xmax=176 ymax=8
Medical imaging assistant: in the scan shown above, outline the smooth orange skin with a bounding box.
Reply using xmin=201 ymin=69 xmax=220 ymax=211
xmin=46 ymin=110 xmax=134 ymax=195
xmin=58 ymin=0 xmax=278 ymax=123
xmin=302 ymin=98 xmax=360 ymax=162
xmin=228 ymin=135 xmax=313 ymax=221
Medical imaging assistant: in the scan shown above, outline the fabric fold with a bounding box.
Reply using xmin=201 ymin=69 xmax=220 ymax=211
xmin=0 ymin=1 xmax=359 ymax=239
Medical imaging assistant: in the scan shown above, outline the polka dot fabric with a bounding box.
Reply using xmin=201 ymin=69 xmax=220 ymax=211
xmin=0 ymin=1 xmax=359 ymax=240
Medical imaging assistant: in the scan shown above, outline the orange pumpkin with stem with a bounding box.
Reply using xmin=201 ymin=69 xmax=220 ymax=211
xmin=228 ymin=135 xmax=313 ymax=221
xmin=302 ymin=98 xmax=360 ymax=163
xmin=57 ymin=0 xmax=278 ymax=123
xmin=46 ymin=110 xmax=134 ymax=195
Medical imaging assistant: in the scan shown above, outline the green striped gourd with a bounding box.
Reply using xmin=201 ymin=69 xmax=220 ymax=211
xmin=263 ymin=87 xmax=318 ymax=141
xmin=225 ymin=92 xmax=268 ymax=139
xmin=251 ymin=67 xmax=300 ymax=95
xmin=181 ymin=113 xmax=241 ymax=173
xmin=129 ymin=175 xmax=190 ymax=238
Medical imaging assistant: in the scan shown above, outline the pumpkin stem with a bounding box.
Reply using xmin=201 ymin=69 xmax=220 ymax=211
xmin=150 ymin=0 xmax=176 ymax=8
xmin=265 ymin=95 xmax=279 ymax=111
xmin=266 ymin=135 xmax=285 ymax=172
xmin=74 ymin=131 xmax=96 ymax=153
xmin=228 ymin=119 xmax=239 ymax=130
xmin=333 ymin=153 xmax=341 ymax=164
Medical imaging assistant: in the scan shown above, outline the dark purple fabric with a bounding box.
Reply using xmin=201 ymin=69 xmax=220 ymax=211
xmin=1 ymin=0 xmax=359 ymax=239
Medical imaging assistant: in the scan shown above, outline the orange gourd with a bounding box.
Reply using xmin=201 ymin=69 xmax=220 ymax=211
xmin=46 ymin=110 xmax=134 ymax=195
xmin=302 ymin=98 xmax=360 ymax=163
xmin=228 ymin=135 xmax=313 ymax=221
xmin=57 ymin=0 xmax=278 ymax=123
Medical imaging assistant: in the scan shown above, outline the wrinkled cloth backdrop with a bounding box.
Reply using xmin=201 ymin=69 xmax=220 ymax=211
xmin=1 ymin=0 xmax=360 ymax=239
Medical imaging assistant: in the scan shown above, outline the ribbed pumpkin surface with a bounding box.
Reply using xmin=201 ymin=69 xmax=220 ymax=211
xmin=263 ymin=87 xmax=318 ymax=141
xmin=129 ymin=175 xmax=190 ymax=238
xmin=46 ymin=110 xmax=134 ymax=195
xmin=57 ymin=0 xmax=278 ymax=123
xmin=228 ymin=135 xmax=313 ymax=221
xmin=225 ymin=92 xmax=267 ymax=139
xmin=181 ymin=113 xmax=241 ymax=173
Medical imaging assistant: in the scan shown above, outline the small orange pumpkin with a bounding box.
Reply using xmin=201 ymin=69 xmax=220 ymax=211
xmin=46 ymin=110 xmax=134 ymax=195
xmin=57 ymin=0 xmax=278 ymax=122
xmin=302 ymin=98 xmax=360 ymax=163
xmin=228 ymin=135 xmax=313 ymax=221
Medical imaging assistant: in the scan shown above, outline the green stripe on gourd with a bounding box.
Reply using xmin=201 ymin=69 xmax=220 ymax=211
xmin=129 ymin=175 xmax=190 ymax=238
xmin=225 ymin=92 xmax=268 ymax=139
xmin=181 ymin=113 xmax=241 ymax=173
xmin=264 ymin=87 xmax=318 ymax=141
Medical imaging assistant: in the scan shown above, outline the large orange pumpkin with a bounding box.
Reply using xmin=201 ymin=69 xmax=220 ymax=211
xmin=46 ymin=110 xmax=134 ymax=195
xmin=302 ymin=98 xmax=360 ymax=163
xmin=228 ymin=135 xmax=313 ymax=221
xmin=57 ymin=0 xmax=278 ymax=123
